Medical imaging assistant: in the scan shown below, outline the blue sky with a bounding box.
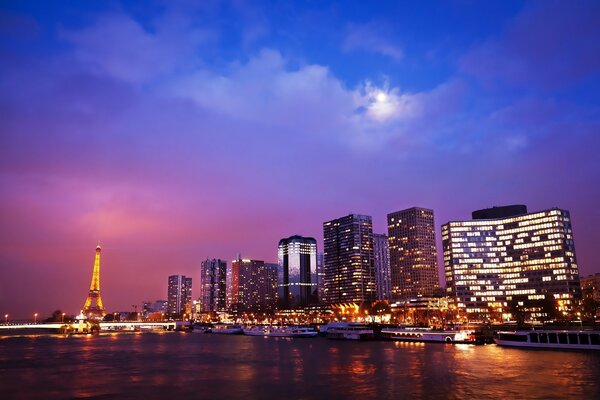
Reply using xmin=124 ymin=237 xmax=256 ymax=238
xmin=1 ymin=0 xmax=599 ymax=317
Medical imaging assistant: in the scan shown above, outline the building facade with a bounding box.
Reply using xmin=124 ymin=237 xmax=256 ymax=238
xmin=316 ymin=252 xmax=325 ymax=303
xmin=322 ymin=214 xmax=376 ymax=304
xmin=228 ymin=257 xmax=278 ymax=313
xmin=199 ymin=258 xmax=227 ymax=313
xmin=442 ymin=206 xmax=581 ymax=321
xmin=167 ymin=275 xmax=192 ymax=317
xmin=581 ymin=273 xmax=600 ymax=302
xmin=373 ymin=233 xmax=392 ymax=300
xmin=277 ymin=235 xmax=317 ymax=308
xmin=387 ymin=207 xmax=440 ymax=300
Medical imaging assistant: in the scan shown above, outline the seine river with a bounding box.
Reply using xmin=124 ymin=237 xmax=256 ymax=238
xmin=1 ymin=332 xmax=599 ymax=399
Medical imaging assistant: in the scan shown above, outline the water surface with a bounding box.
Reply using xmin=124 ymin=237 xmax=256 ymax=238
xmin=1 ymin=332 xmax=598 ymax=399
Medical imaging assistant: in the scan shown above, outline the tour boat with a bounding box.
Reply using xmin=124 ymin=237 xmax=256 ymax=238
xmin=380 ymin=326 xmax=475 ymax=344
xmin=243 ymin=325 xmax=318 ymax=338
xmin=495 ymin=330 xmax=600 ymax=350
xmin=326 ymin=322 xmax=374 ymax=341
xmin=210 ymin=324 xmax=244 ymax=334
xmin=190 ymin=323 xmax=212 ymax=334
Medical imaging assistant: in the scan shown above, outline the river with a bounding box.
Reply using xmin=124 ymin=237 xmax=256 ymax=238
xmin=1 ymin=332 xmax=599 ymax=399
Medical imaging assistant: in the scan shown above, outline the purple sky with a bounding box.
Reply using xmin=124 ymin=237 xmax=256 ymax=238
xmin=1 ymin=1 xmax=599 ymax=319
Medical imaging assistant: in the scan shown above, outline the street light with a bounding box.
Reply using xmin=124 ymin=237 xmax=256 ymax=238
xmin=34 ymin=313 xmax=38 ymax=324
xmin=4 ymin=314 xmax=7 ymax=324
xmin=62 ymin=313 xmax=65 ymax=323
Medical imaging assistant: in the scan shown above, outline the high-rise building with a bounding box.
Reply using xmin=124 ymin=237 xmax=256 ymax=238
xmin=199 ymin=259 xmax=227 ymax=313
xmin=167 ymin=275 xmax=192 ymax=317
xmin=228 ymin=257 xmax=278 ymax=313
xmin=277 ymin=235 xmax=317 ymax=308
xmin=442 ymin=205 xmax=581 ymax=320
xmin=387 ymin=207 xmax=440 ymax=299
xmin=316 ymin=252 xmax=325 ymax=303
xmin=322 ymin=214 xmax=376 ymax=304
xmin=373 ymin=233 xmax=392 ymax=300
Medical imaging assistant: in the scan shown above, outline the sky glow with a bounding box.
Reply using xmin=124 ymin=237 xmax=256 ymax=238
xmin=1 ymin=0 xmax=599 ymax=318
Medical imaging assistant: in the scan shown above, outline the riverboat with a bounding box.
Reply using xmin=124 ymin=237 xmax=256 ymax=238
xmin=380 ymin=326 xmax=475 ymax=344
xmin=495 ymin=330 xmax=600 ymax=350
xmin=243 ymin=325 xmax=318 ymax=338
xmin=210 ymin=324 xmax=244 ymax=334
xmin=326 ymin=323 xmax=374 ymax=341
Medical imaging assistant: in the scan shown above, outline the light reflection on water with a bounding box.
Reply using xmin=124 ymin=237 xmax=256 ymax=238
xmin=0 ymin=333 xmax=598 ymax=399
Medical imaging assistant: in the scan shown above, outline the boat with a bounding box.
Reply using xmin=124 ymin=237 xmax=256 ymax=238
xmin=380 ymin=326 xmax=475 ymax=344
xmin=495 ymin=330 xmax=600 ymax=350
xmin=243 ymin=325 xmax=318 ymax=338
xmin=190 ymin=323 xmax=212 ymax=334
xmin=326 ymin=322 xmax=374 ymax=340
xmin=210 ymin=324 xmax=244 ymax=334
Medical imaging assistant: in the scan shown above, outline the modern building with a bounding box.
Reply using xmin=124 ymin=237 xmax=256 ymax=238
xmin=373 ymin=233 xmax=392 ymax=300
xmin=581 ymin=273 xmax=600 ymax=302
xmin=277 ymin=235 xmax=317 ymax=308
xmin=228 ymin=257 xmax=278 ymax=313
xmin=322 ymin=214 xmax=376 ymax=304
xmin=387 ymin=207 xmax=440 ymax=299
xmin=442 ymin=205 xmax=581 ymax=321
xmin=167 ymin=275 xmax=192 ymax=317
xmin=316 ymin=252 xmax=325 ymax=303
xmin=199 ymin=259 xmax=227 ymax=313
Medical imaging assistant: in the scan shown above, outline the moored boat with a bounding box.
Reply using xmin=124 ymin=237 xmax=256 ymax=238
xmin=211 ymin=324 xmax=244 ymax=334
xmin=380 ymin=326 xmax=475 ymax=344
xmin=243 ymin=325 xmax=318 ymax=338
xmin=495 ymin=330 xmax=600 ymax=350
xmin=326 ymin=322 xmax=374 ymax=341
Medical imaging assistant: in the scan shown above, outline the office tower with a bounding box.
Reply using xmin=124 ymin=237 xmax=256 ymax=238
xmin=322 ymin=214 xmax=376 ymax=304
xmin=199 ymin=259 xmax=227 ymax=313
xmin=316 ymin=252 xmax=325 ymax=303
xmin=277 ymin=235 xmax=317 ymax=308
xmin=167 ymin=275 xmax=192 ymax=317
xmin=228 ymin=257 xmax=278 ymax=313
xmin=373 ymin=233 xmax=392 ymax=300
xmin=387 ymin=207 xmax=440 ymax=299
xmin=442 ymin=205 xmax=581 ymax=320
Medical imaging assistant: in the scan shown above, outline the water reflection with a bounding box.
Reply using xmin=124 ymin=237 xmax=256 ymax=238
xmin=0 ymin=334 xmax=598 ymax=399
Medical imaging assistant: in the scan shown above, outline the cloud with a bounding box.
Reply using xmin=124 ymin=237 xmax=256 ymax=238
xmin=342 ymin=22 xmax=404 ymax=61
xmin=60 ymin=13 xmax=212 ymax=82
xmin=460 ymin=0 xmax=600 ymax=90
xmin=353 ymin=81 xmax=422 ymax=122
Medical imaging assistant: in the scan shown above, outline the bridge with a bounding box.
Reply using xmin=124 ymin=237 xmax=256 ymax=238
xmin=0 ymin=320 xmax=184 ymax=333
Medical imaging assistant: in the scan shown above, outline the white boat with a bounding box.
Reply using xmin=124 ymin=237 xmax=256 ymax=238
xmin=190 ymin=324 xmax=211 ymax=334
xmin=495 ymin=330 xmax=600 ymax=350
xmin=326 ymin=322 xmax=374 ymax=341
xmin=243 ymin=325 xmax=318 ymax=338
xmin=210 ymin=324 xmax=243 ymax=334
xmin=380 ymin=326 xmax=475 ymax=344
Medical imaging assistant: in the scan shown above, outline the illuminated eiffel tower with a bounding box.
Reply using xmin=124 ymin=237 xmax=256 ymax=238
xmin=82 ymin=245 xmax=106 ymax=318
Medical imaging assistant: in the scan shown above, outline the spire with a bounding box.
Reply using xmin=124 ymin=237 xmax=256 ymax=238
xmin=83 ymin=245 xmax=106 ymax=318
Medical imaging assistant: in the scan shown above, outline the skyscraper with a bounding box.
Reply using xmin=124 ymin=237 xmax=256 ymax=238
xmin=373 ymin=233 xmax=392 ymax=300
xmin=387 ymin=207 xmax=440 ymax=300
xmin=442 ymin=205 xmax=581 ymax=320
xmin=316 ymin=252 xmax=325 ymax=303
xmin=278 ymin=235 xmax=317 ymax=308
xmin=167 ymin=275 xmax=192 ymax=317
xmin=322 ymin=214 xmax=376 ymax=304
xmin=228 ymin=257 xmax=278 ymax=313
xmin=199 ymin=259 xmax=227 ymax=313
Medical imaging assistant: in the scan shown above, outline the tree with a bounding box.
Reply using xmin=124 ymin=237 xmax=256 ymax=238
xmin=582 ymin=297 xmax=599 ymax=322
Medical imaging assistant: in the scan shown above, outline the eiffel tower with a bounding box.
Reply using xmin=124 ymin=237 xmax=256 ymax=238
xmin=82 ymin=245 xmax=106 ymax=318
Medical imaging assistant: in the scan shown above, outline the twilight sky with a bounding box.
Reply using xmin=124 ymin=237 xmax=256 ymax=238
xmin=1 ymin=0 xmax=599 ymax=319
